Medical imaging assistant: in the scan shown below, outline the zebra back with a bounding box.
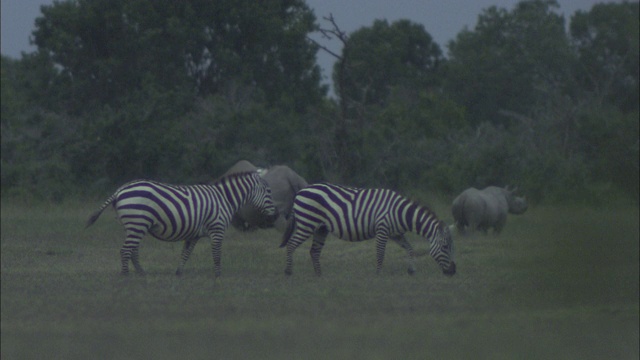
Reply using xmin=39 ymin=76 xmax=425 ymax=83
xmin=286 ymin=183 xmax=419 ymax=240
xmin=85 ymin=172 xmax=272 ymax=229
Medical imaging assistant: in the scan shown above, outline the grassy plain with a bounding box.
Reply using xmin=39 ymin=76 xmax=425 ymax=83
xmin=1 ymin=199 xmax=638 ymax=359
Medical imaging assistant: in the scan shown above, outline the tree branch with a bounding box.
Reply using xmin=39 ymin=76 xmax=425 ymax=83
xmin=307 ymin=36 xmax=342 ymax=60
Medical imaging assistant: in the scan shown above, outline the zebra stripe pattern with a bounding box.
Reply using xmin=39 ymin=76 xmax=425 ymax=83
xmin=86 ymin=172 xmax=276 ymax=277
xmin=280 ymin=183 xmax=456 ymax=276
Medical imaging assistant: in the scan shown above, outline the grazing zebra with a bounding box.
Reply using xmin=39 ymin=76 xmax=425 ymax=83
xmin=280 ymin=183 xmax=456 ymax=276
xmin=86 ymin=172 xmax=277 ymax=277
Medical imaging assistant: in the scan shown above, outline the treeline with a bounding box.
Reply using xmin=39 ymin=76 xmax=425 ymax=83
xmin=1 ymin=0 xmax=638 ymax=204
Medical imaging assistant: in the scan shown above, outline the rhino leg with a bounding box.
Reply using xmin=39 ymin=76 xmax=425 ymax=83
xmin=455 ymin=221 xmax=467 ymax=236
xmin=492 ymin=215 xmax=507 ymax=235
xmin=466 ymin=218 xmax=480 ymax=236
xmin=462 ymin=206 xmax=483 ymax=236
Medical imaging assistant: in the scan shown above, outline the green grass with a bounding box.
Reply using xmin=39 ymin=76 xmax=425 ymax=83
xmin=1 ymin=200 xmax=638 ymax=359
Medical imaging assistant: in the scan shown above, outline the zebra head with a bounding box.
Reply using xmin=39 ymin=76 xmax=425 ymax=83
xmin=246 ymin=175 xmax=278 ymax=225
xmin=429 ymin=220 xmax=456 ymax=276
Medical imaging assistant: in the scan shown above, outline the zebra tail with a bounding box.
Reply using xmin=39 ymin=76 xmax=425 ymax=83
xmin=279 ymin=214 xmax=296 ymax=248
xmin=85 ymin=194 xmax=116 ymax=229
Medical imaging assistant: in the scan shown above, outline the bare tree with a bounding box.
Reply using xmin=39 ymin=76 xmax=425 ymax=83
xmin=307 ymin=14 xmax=358 ymax=182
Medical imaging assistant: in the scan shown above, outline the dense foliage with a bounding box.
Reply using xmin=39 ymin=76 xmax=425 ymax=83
xmin=1 ymin=0 xmax=638 ymax=204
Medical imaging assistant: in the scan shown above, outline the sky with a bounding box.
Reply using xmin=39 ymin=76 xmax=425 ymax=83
xmin=1 ymin=0 xmax=620 ymax=90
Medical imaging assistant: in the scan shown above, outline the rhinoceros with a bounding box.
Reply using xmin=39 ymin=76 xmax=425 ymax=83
xmin=222 ymin=160 xmax=308 ymax=232
xmin=451 ymin=186 xmax=528 ymax=235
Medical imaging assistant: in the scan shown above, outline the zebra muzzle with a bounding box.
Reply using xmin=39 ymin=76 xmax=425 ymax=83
xmin=443 ymin=261 xmax=456 ymax=276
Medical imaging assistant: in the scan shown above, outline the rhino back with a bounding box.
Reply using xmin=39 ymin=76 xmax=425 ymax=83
xmin=453 ymin=188 xmax=508 ymax=227
xmin=483 ymin=186 xmax=527 ymax=215
xmin=482 ymin=188 xmax=508 ymax=215
xmin=222 ymin=160 xmax=258 ymax=177
xmin=453 ymin=188 xmax=485 ymax=224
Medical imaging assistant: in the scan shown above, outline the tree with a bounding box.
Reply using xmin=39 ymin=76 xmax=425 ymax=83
xmin=568 ymin=2 xmax=639 ymax=199
xmin=1 ymin=54 xmax=82 ymax=201
xmin=361 ymin=88 xmax=466 ymax=189
xmin=2 ymin=0 xmax=326 ymax=199
xmin=570 ymin=1 xmax=639 ymax=113
xmin=31 ymin=0 xmax=324 ymax=113
xmin=445 ymin=0 xmax=574 ymax=126
xmin=334 ymin=19 xmax=443 ymax=111
xmin=442 ymin=0 xmax=639 ymax=201
xmin=313 ymin=18 xmax=445 ymax=184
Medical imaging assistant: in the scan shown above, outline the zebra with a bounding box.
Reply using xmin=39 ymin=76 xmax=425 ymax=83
xmin=279 ymin=183 xmax=456 ymax=277
xmin=86 ymin=172 xmax=277 ymax=277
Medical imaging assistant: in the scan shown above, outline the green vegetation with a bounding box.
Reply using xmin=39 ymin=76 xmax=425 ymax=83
xmin=1 ymin=0 xmax=638 ymax=203
xmin=1 ymin=201 xmax=638 ymax=359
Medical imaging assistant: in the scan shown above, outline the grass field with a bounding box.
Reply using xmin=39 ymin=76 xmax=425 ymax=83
xmin=1 ymin=199 xmax=638 ymax=359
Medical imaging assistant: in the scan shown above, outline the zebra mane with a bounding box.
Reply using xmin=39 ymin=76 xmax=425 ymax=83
xmin=402 ymin=195 xmax=440 ymax=222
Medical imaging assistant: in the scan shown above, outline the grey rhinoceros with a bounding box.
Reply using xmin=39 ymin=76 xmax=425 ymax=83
xmin=221 ymin=160 xmax=308 ymax=232
xmin=451 ymin=186 xmax=528 ymax=235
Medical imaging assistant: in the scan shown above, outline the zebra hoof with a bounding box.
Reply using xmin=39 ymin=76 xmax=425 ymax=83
xmin=407 ymin=268 xmax=416 ymax=276
xmin=284 ymin=269 xmax=292 ymax=276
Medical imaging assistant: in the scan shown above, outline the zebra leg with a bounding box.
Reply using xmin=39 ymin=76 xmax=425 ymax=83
xmin=120 ymin=248 xmax=131 ymax=275
xmin=374 ymin=233 xmax=390 ymax=274
xmin=284 ymin=228 xmax=314 ymax=276
xmin=391 ymin=235 xmax=416 ymax=275
xmin=131 ymin=247 xmax=145 ymax=275
xmin=176 ymin=239 xmax=198 ymax=276
xmin=120 ymin=231 xmax=144 ymax=275
xmin=309 ymin=230 xmax=327 ymax=276
xmin=208 ymin=227 xmax=226 ymax=278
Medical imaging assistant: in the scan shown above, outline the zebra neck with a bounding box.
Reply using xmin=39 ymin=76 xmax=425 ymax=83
xmin=404 ymin=203 xmax=435 ymax=237
xmin=216 ymin=178 xmax=254 ymax=211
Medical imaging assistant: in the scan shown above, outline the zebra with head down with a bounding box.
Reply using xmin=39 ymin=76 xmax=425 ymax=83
xmin=86 ymin=172 xmax=277 ymax=277
xmin=280 ymin=182 xmax=456 ymax=277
